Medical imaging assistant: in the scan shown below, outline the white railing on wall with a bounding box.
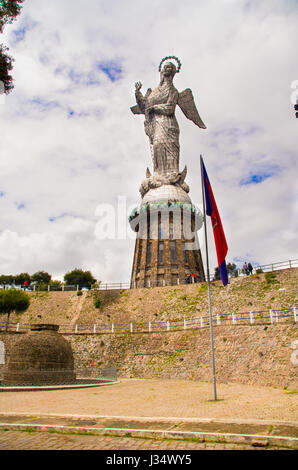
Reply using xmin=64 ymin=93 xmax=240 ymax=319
xmin=0 ymin=307 xmax=296 ymax=335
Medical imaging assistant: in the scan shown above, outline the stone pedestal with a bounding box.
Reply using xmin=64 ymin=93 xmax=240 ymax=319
xmin=129 ymin=184 xmax=205 ymax=288
xmin=3 ymin=324 xmax=76 ymax=386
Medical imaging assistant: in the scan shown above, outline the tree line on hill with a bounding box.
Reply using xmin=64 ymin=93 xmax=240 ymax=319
xmin=0 ymin=269 xmax=98 ymax=288
xmin=0 ymin=269 xmax=98 ymax=329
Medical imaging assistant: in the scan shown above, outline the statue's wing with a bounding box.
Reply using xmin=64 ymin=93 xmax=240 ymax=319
xmin=178 ymin=89 xmax=206 ymax=129
xmin=130 ymin=104 xmax=144 ymax=115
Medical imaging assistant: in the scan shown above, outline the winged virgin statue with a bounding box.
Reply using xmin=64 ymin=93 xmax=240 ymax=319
xmin=131 ymin=56 xmax=206 ymax=182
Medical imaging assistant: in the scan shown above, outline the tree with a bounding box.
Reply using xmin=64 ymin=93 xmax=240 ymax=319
xmin=0 ymin=44 xmax=14 ymax=94
xmin=213 ymin=266 xmax=220 ymax=281
xmin=0 ymin=274 xmax=14 ymax=285
xmin=227 ymin=263 xmax=238 ymax=278
xmin=0 ymin=1 xmax=25 ymax=94
xmin=31 ymin=271 xmax=51 ymax=285
xmin=0 ymin=288 xmax=30 ymax=330
xmin=64 ymin=269 xmax=96 ymax=288
xmin=14 ymin=272 xmax=31 ymax=285
xmin=49 ymin=280 xmax=62 ymax=291
xmin=0 ymin=0 xmax=25 ymax=32
xmin=213 ymin=262 xmax=238 ymax=281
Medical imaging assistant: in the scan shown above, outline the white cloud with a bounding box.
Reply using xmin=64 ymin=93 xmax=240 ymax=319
xmin=0 ymin=0 xmax=297 ymax=281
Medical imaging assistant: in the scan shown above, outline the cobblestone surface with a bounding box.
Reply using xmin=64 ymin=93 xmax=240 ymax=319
xmin=0 ymin=429 xmax=284 ymax=450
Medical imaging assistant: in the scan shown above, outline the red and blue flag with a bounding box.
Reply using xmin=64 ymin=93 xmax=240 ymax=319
xmin=201 ymin=158 xmax=228 ymax=286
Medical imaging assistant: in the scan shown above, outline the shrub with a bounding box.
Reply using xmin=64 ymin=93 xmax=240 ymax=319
xmin=77 ymin=290 xmax=82 ymax=296
xmin=198 ymin=283 xmax=208 ymax=293
xmin=0 ymin=288 xmax=30 ymax=329
xmin=265 ymin=272 xmax=279 ymax=285
xmin=38 ymin=282 xmax=49 ymax=292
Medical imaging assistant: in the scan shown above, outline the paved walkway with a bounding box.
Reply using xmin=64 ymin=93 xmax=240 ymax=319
xmin=1 ymin=379 xmax=297 ymax=421
xmin=0 ymin=379 xmax=297 ymax=450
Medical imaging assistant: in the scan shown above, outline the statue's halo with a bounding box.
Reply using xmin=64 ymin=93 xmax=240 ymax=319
xmin=158 ymin=56 xmax=182 ymax=73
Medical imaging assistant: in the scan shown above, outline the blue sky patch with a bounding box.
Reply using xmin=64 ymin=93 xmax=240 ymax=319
xmin=11 ymin=26 xmax=27 ymax=43
xmin=31 ymin=97 xmax=60 ymax=111
xmin=240 ymin=165 xmax=280 ymax=186
xmin=48 ymin=212 xmax=79 ymax=222
xmin=241 ymin=174 xmax=270 ymax=184
xmin=97 ymin=61 xmax=122 ymax=82
xmin=10 ymin=18 xmax=38 ymax=46
xmin=214 ymin=126 xmax=261 ymax=138
xmin=68 ymin=69 xmax=84 ymax=84
xmin=233 ymin=256 xmax=258 ymax=267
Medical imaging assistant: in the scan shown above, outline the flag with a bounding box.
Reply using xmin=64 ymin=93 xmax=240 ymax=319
xmin=201 ymin=158 xmax=228 ymax=286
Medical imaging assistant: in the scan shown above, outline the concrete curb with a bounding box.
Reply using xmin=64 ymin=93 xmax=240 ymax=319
xmin=0 ymin=381 xmax=119 ymax=392
xmin=0 ymin=422 xmax=297 ymax=449
xmin=0 ymin=412 xmax=296 ymax=427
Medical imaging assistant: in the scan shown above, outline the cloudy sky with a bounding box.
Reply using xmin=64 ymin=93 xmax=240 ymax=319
xmin=0 ymin=0 xmax=297 ymax=283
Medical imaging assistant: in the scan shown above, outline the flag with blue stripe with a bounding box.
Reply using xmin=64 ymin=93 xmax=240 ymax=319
xmin=201 ymin=158 xmax=228 ymax=286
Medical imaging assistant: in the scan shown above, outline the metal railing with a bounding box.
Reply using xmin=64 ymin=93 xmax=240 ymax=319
xmin=101 ymin=258 xmax=298 ymax=289
xmin=0 ymin=258 xmax=297 ymax=292
xmin=209 ymin=258 xmax=298 ymax=281
xmin=0 ymin=307 xmax=296 ymax=335
xmin=252 ymin=258 xmax=298 ymax=273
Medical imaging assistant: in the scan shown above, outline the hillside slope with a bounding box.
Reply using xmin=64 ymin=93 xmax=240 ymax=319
xmin=1 ymin=268 xmax=297 ymax=389
xmin=8 ymin=268 xmax=297 ymax=325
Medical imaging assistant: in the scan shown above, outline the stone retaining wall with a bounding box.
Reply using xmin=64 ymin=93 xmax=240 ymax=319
xmin=1 ymin=324 xmax=297 ymax=388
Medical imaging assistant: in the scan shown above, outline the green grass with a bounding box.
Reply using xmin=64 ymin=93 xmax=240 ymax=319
xmin=265 ymin=272 xmax=279 ymax=285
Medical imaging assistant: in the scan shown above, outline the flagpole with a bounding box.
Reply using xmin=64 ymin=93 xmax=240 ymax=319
xmin=200 ymin=155 xmax=217 ymax=401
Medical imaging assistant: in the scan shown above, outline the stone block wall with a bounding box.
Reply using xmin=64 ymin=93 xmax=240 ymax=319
xmin=1 ymin=324 xmax=296 ymax=389
xmin=65 ymin=324 xmax=297 ymax=389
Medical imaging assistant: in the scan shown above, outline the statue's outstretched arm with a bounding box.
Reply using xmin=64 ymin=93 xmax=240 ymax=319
xmin=178 ymin=88 xmax=206 ymax=129
xmin=134 ymin=81 xmax=146 ymax=113
xmin=131 ymin=82 xmax=147 ymax=115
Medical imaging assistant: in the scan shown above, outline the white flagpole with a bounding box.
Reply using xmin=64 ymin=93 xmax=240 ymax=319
xmin=200 ymin=155 xmax=217 ymax=401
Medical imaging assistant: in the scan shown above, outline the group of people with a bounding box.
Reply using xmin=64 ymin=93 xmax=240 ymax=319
xmin=243 ymin=262 xmax=253 ymax=275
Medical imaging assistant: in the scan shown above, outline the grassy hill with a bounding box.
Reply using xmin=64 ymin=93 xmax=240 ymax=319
xmin=8 ymin=268 xmax=298 ymax=326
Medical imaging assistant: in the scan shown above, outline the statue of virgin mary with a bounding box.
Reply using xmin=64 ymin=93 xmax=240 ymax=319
xmin=131 ymin=56 xmax=206 ymax=178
